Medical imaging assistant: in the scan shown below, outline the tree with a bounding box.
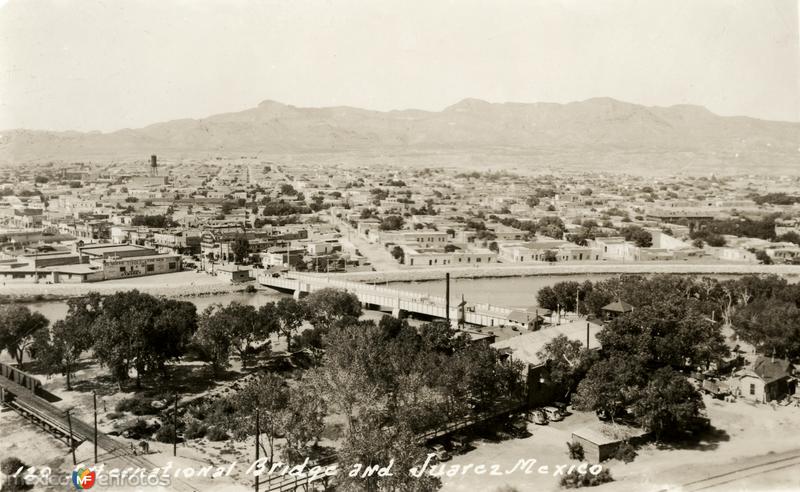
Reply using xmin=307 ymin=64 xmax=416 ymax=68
xmin=281 ymin=384 xmax=327 ymax=464
xmin=31 ymin=295 xmax=101 ymax=387
xmin=0 ymin=305 xmax=48 ymax=366
xmin=390 ymin=246 xmax=404 ymax=264
xmin=488 ymin=241 xmax=499 ymax=253
xmin=537 ymin=335 xmax=595 ymax=399
xmin=754 ymin=250 xmax=773 ymax=265
xmin=620 ymin=226 xmax=653 ymax=248
xmin=302 ymin=288 xmax=362 ymax=332
xmin=777 ymin=231 xmax=800 ymax=245
xmin=92 ymin=291 xmax=196 ymax=387
xmin=732 ymin=298 xmax=800 ymax=359
xmin=572 ymin=354 xmax=647 ymax=420
xmin=33 ymin=319 xmax=87 ymax=390
xmin=336 ymin=411 xmax=441 ymax=492
xmin=379 ymin=215 xmax=404 ymax=231
xmin=543 ymin=250 xmax=558 ymax=262
xmin=231 ymin=235 xmax=250 ymax=264
xmin=193 ymin=305 xmax=234 ymax=375
xmin=227 ymin=373 xmax=289 ymax=469
xmin=200 ymin=302 xmax=273 ymax=369
xmin=273 ymin=298 xmax=305 ymax=352
xmin=525 ymin=196 xmax=540 ymax=207
xmin=630 ymin=367 xmax=705 ymax=440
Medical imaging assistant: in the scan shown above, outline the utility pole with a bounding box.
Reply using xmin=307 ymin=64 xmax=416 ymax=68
xmin=586 ymin=322 xmax=590 ymax=350
xmin=173 ymin=394 xmax=178 ymax=457
xmin=66 ymin=410 xmax=76 ymax=465
xmin=93 ymin=392 xmax=98 ymax=463
xmin=255 ymin=408 xmax=260 ymax=492
xmin=445 ymin=272 xmax=450 ymax=324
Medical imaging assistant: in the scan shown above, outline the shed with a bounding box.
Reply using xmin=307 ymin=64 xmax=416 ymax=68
xmin=572 ymin=424 xmax=649 ymax=462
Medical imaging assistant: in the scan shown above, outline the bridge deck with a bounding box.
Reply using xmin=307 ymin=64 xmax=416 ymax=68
xmin=259 ymin=273 xmax=520 ymax=327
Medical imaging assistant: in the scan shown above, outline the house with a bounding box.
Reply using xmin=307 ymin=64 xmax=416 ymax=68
xmin=601 ymin=301 xmax=634 ymax=321
xmin=216 ymin=264 xmax=253 ymax=283
xmin=735 ymin=356 xmax=795 ymax=403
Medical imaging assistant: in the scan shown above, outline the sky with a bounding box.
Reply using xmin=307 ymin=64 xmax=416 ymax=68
xmin=0 ymin=0 xmax=798 ymax=132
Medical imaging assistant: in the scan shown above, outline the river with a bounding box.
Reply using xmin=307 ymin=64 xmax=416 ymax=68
xmin=23 ymin=272 xmax=794 ymax=322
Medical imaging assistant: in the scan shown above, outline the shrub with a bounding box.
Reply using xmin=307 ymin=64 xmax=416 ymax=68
xmin=115 ymin=397 xmax=159 ymax=416
xmin=121 ymin=418 xmax=158 ymax=439
xmin=155 ymin=423 xmax=177 ymax=444
xmin=560 ymin=467 xmax=613 ymax=488
xmin=206 ymin=426 xmax=228 ymax=441
xmin=105 ymin=412 xmax=123 ymax=420
xmin=1 ymin=457 xmax=31 ymax=491
xmin=614 ymin=441 xmax=637 ymax=463
xmin=184 ymin=419 xmax=207 ymax=440
xmin=567 ymin=441 xmax=585 ymax=461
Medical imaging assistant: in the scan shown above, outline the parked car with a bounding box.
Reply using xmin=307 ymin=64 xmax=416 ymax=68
xmin=429 ymin=443 xmax=451 ymax=462
xmin=531 ymin=409 xmax=548 ymax=425
xmin=505 ymin=419 xmax=531 ymax=438
xmin=543 ymin=406 xmax=564 ymax=422
xmin=449 ymin=434 xmax=469 ymax=453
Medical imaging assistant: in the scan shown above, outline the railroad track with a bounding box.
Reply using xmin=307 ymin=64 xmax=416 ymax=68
xmin=662 ymin=450 xmax=800 ymax=491
xmin=1 ymin=375 xmax=198 ymax=491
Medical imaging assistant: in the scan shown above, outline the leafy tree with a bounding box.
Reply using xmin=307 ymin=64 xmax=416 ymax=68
xmin=630 ymin=367 xmax=705 ymax=440
xmin=0 ymin=305 xmax=48 ymax=366
xmin=302 ymin=288 xmax=362 ymax=332
xmin=336 ymin=410 xmax=441 ymax=492
xmin=281 ymin=384 xmax=327 ymax=464
xmin=32 ymin=295 xmax=102 ymax=378
xmin=131 ymin=215 xmax=177 ymax=228
xmin=379 ymin=215 xmax=404 ymax=231
xmin=754 ymin=250 xmax=773 ymax=265
xmin=620 ymin=226 xmax=653 ymax=247
xmin=231 ymin=235 xmax=250 ymax=264
xmin=390 ymin=246 xmax=404 ymax=263
xmin=193 ymin=305 xmax=234 ymax=375
xmin=200 ymin=302 xmax=273 ymax=369
xmin=537 ymin=335 xmax=596 ymax=399
xmin=92 ymin=291 xmax=196 ymax=386
xmin=572 ymin=354 xmax=647 ymax=420
xmin=273 ymin=298 xmax=305 ymax=352
xmin=227 ymin=373 xmax=289 ymax=469
xmin=33 ymin=319 xmax=88 ymax=390
xmin=777 ymin=231 xmax=800 ymax=245
xmin=732 ymin=298 xmax=800 ymax=359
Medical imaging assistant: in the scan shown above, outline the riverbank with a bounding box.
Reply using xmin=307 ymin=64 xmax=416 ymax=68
xmin=0 ymin=271 xmax=251 ymax=304
xmin=328 ymin=262 xmax=800 ymax=283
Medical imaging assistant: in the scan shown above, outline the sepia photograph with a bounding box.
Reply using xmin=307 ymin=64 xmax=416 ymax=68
xmin=0 ymin=1 xmax=799 ymax=491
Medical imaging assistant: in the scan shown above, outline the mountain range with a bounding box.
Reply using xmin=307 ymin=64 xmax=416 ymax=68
xmin=1 ymin=97 xmax=798 ymax=171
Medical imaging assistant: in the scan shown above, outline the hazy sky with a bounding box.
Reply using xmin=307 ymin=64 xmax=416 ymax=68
xmin=1 ymin=0 xmax=798 ymax=132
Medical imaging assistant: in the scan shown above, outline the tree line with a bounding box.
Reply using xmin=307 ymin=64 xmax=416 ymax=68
xmin=536 ymin=274 xmax=800 ymax=440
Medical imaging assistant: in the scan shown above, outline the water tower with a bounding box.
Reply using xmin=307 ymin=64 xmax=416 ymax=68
xmin=150 ymin=155 xmax=158 ymax=177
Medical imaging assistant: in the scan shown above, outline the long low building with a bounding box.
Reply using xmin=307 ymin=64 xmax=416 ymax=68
xmin=0 ymin=243 xmax=181 ymax=283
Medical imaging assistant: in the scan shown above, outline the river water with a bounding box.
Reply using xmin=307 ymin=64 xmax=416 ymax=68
xmin=23 ymin=272 xmax=791 ymax=323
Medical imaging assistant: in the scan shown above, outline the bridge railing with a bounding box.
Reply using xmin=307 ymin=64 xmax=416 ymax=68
xmin=262 ymin=272 xmax=517 ymax=324
xmin=0 ymin=362 xmax=42 ymax=393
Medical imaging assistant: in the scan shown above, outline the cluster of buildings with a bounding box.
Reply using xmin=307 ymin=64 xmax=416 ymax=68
xmin=2 ymin=158 xmax=800 ymax=282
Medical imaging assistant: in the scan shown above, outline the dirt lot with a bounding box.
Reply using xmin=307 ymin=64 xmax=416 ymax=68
xmin=440 ymin=396 xmax=800 ymax=492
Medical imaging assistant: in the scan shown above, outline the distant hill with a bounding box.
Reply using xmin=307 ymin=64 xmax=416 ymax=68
xmin=1 ymin=97 xmax=798 ymax=171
